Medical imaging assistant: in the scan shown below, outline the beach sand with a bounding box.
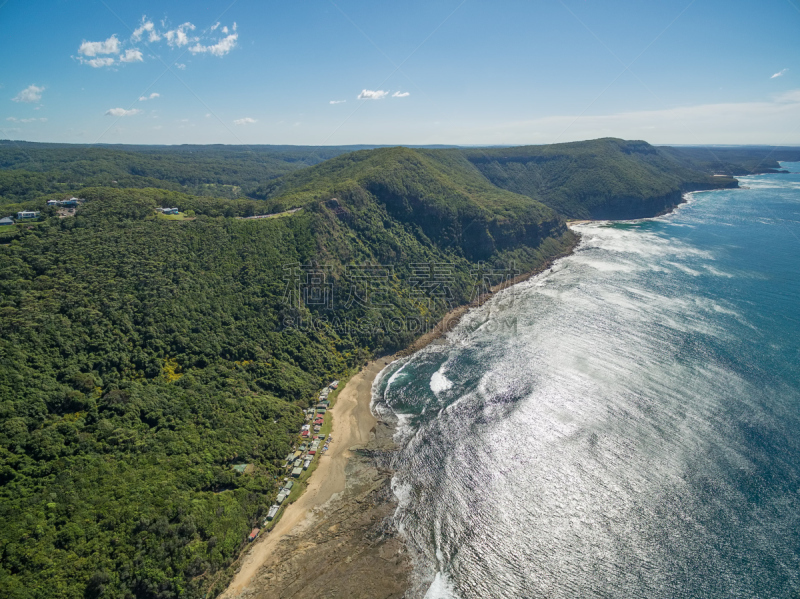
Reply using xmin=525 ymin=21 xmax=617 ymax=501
xmin=220 ymin=358 xmax=397 ymax=598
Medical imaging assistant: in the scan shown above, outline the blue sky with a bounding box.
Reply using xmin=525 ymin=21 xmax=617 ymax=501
xmin=1 ymin=0 xmax=799 ymax=145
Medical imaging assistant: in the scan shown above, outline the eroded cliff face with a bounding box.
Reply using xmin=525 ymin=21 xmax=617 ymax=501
xmin=587 ymin=180 xmax=739 ymax=221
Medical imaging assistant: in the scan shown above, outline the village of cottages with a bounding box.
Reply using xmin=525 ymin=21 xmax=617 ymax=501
xmin=239 ymin=379 xmax=339 ymax=543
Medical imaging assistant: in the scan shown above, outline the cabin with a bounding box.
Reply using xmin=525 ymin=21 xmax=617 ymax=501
xmin=330 ymin=380 xmax=339 ymax=389
xmin=0 ymin=217 xmax=14 ymax=226
xmin=157 ymin=207 xmax=179 ymax=215
xmin=301 ymin=430 xmax=310 ymax=438
xmin=284 ymin=480 xmax=294 ymax=491
xmin=248 ymin=528 xmax=260 ymax=542
xmin=267 ymin=505 xmax=279 ymax=521
xmin=16 ymin=211 xmax=39 ymax=219
xmin=291 ymin=467 xmax=303 ymax=478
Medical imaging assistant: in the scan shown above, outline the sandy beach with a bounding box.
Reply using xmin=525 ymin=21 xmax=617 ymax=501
xmin=220 ymin=358 xmax=394 ymax=598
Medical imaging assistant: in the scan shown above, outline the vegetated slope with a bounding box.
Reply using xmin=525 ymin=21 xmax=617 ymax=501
xmin=260 ymin=146 xmax=565 ymax=260
xmin=462 ymin=138 xmax=739 ymax=219
xmin=0 ymin=179 xmax=576 ymax=597
xmin=659 ymin=145 xmax=800 ymax=176
xmin=0 ymin=142 xmax=358 ymax=204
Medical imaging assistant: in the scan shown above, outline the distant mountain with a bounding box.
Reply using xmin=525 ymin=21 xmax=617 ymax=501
xmin=461 ymin=138 xmax=738 ymax=219
xmin=659 ymin=145 xmax=800 ymax=176
xmin=259 ymin=146 xmax=566 ymax=260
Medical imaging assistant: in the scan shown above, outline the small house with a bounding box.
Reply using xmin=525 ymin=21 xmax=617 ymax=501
xmin=267 ymin=505 xmax=279 ymax=521
xmin=330 ymin=380 xmax=339 ymax=389
xmin=0 ymin=217 xmax=14 ymax=226
xmin=16 ymin=211 xmax=39 ymax=219
xmin=291 ymin=467 xmax=302 ymax=478
xmin=248 ymin=528 xmax=260 ymax=542
xmin=47 ymin=200 xmax=59 ymax=206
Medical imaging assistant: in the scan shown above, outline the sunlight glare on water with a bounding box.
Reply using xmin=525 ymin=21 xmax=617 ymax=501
xmin=374 ymin=164 xmax=800 ymax=599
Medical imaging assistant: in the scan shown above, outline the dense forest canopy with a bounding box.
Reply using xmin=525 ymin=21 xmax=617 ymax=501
xmin=658 ymin=145 xmax=800 ymax=176
xmin=0 ymin=143 xmax=360 ymax=204
xmin=0 ymin=149 xmax=576 ymax=597
xmin=461 ymin=138 xmax=742 ymax=219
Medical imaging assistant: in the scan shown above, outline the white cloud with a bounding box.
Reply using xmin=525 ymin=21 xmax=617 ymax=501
xmin=165 ymin=22 xmax=196 ymax=47
xmin=12 ymin=84 xmax=44 ymax=103
xmin=81 ymin=56 xmax=115 ymax=68
xmin=358 ymin=89 xmax=388 ymax=100
xmin=233 ymin=117 xmax=257 ymax=125
xmin=222 ymin=26 xmax=229 ymax=34
xmin=131 ymin=19 xmax=155 ymax=42
xmin=105 ymin=108 xmax=142 ymax=117
xmin=205 ymin=113 xmax=211 ymax=117
xmin=330 ymin=100 xmax=347 ymax=104
xmin=392 ymin=91 xmax=410 ymax=98
xmin=119 ymin=48 xmax=143 ymax=63
xmin=189 ymin=33 xmax=238 ymax=56
xmin=771 ymin=68 xmax=788 ymax=79
xmin=138 ymin=92 xmax=160 ymax=101
xmin=175 ymin=63 xmax=186 ymax=70
xmin=210 ymin=22 xmax=220 ymax=31
xmin=79 ymin=35 xmax=120 ymax=56
xmin=9 ymin=117 xmax=48 ymax=123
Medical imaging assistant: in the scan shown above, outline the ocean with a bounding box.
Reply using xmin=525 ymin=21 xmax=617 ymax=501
xmin=373 ymin=163 xmax=800 ymax=598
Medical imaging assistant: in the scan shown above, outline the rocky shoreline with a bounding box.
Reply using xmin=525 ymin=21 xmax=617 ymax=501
xmin=235 ymin=417 xmax=410 ymax=599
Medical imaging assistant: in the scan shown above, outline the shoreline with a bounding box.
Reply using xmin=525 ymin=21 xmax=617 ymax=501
xmin=219 ymin=358 xmax=394 ymax=598
xmin=218 ymin=236 xmax=581 ymax=598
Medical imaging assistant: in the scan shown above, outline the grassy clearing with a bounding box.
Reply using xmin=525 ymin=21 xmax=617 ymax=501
xmin=156 ymin=212 xmax=191 ymax=221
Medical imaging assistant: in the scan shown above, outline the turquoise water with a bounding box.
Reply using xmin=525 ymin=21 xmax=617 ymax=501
xmin=374 ymin=164 xmax=800 ymax=598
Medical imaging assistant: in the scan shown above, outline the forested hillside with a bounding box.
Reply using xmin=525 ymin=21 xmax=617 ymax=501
xmin=462 ymin=138 xmax=738 ymax=219
xmin=659 ymin=145 xmax=800 ymax=176
xmin=257 ymin=146 xmax=563 ymax=260
xmin=0 ymin=143 xmax=358 ymax=204
xmin=0 ymin=173 xmax=576 ymax=597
